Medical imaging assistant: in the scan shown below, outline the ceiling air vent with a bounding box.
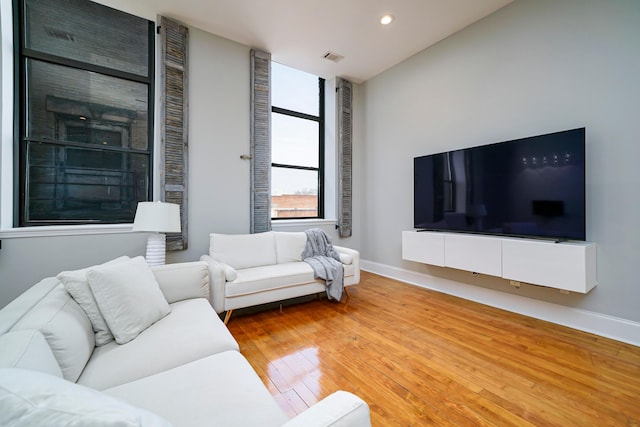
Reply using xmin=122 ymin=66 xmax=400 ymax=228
xmin=323 ymin=51 xmax=344 ymax=63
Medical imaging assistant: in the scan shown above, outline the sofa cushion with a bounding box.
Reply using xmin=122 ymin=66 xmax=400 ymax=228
xmin=210 ymin=232 xmax=277 ymax=269
xmin=274 ymin=231 xmax=307 ymax=263
xmin=227 ymin=262 xmax=316 ymax=297
xmin=0 ymin=368 xmax=172 ymax=427
xmin=105 ymin=351 xmax=288 ymax=427
xmin=10 ymin=285 xmax=94 ymax=383
xmin=282 ymin=391 xmax=371 ymax=427
xmin=0 ymin=330 xmax=62 ymax=378
xmin=77 ymin=298 xmax=239 ymax=390
xmin=57 ymin=256 xmax=130 ymax=346
xmin=88 ymin=256 xmax=171 ymax=345
xmin=0 ymin=277 xmax=60 ymax=335
xmin=150 ymin=261 xmax=210 ymax=303
xmin=227 ymin=262 xmax=355 ymax=298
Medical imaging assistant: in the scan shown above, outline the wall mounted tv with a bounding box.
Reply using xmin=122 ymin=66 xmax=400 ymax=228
xmin=414 ymin=128 xmax=586 ymax=241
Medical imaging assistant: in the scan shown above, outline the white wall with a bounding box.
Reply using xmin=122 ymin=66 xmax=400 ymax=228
xmin=360 ymin=0 xmax=640 ymax=322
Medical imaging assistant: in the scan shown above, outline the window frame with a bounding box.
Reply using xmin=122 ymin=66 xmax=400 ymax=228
xmin=271 ymin=72 xmax=325 ymax=220
xmin=13 ymin=0 xmax=155 ymax=227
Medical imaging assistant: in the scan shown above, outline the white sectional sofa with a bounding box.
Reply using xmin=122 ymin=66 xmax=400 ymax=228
xmin=200 ymin=231 xmax=360 ymax=323
xmin=0 ymin=257 xmax=370 ymax=426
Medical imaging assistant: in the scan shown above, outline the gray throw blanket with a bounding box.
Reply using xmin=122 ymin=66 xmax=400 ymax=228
xmin=302 ymin=229 xmax=344 ymax=301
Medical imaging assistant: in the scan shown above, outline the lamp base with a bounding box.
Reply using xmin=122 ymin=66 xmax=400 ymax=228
xmin=145 ymin=233 xmax=166 ymax=266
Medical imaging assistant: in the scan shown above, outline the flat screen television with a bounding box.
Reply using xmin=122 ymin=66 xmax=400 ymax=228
xmin=414 ymin=128 xmax=586 ymax=241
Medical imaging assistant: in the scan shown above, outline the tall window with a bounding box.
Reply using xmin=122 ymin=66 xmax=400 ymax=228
xmin=14 ymin=0 xmax=154 ymax=226
xmin=271 ymin=62 xmax=324 ymax=219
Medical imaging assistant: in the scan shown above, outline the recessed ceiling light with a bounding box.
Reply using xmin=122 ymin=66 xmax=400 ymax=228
xmin=380 ymin=14 xmax=394 ymax=25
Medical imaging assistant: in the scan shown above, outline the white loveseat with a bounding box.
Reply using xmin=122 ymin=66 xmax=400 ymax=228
xmin=200 ymin=231 xmax=360 ymax=323
xmin=0 ymin=257 xmax=370 ymax=426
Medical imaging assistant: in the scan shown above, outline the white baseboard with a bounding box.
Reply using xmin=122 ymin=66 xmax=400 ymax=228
xmin=361 ymin=260 xmax=640 ymax=347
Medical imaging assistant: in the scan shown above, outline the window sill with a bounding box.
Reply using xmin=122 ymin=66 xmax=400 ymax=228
xmin=0 ymin=224 xmax=135 ymax=239
xmin=271 ymin=218 xmax=336 ymax=231
xmin=1 ymin=219 xmax=338 ymax=238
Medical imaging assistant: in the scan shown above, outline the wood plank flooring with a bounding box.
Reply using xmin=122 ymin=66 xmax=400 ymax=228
xmin=226 ymin=271 xmax=640 ymax=426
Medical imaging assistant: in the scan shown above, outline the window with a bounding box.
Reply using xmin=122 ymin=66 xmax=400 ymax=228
xmin=14 ymin=0 xmax=154 ymax=226
xmin=271 ymin=62 xmax=324 ymax=219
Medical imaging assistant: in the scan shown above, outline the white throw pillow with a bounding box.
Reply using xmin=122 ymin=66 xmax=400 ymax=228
xmin=221 ymin=263 xmax=238 ymax=282
xmin=0 ymin=330 xmax=63 ymax=378
xmin=0 ymin=368 xmax=173 ymax=427
xmin=339 ymin=252 xmax=353 ymax=265
xmin=58 ymin=256 xmax=130 ymax=346
xmin=87 ymin=257 xmax=170 ymax=345
xmin=11 ymin=286 xmax=95 ymax=383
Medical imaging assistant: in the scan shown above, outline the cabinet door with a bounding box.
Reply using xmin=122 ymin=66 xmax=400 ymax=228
xmin=444 ymin=234 xmax=502 ymax=277
xmin=502 ymin=239 xmax=597 ymax=293
xmin=402 ymin=231 xmax=445 ymax=266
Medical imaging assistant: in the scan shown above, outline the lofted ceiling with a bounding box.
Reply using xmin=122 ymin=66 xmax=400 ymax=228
xmin=100 ymin=0 xmax=513 ymax=83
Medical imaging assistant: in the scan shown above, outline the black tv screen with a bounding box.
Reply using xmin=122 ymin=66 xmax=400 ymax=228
xmin=414 ymin=128 xmax=586 ymax=241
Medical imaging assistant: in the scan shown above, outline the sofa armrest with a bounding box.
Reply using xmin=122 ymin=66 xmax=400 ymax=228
xmin=150 ymin=261 xmax=209 ymax=304
xmin=199 ymin=255 xmax=228 ymax=313
xmin=334 ymin=246 xmax=360 ymax=285
xmin=283 ymin=391 xmax=371 ymax=427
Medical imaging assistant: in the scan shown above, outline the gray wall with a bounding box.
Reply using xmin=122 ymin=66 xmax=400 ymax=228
xmin=360 ymin=0 xmax=640 ymax=322
xmin=0 ymin=234 xmax=147 ymax=305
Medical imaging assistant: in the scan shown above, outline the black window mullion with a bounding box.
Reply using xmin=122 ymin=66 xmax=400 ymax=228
xmin=272 ymin=163 xmax=319 ymax=172
xmin=21 ymin=48 xmax=151 ymax=84
xmin=272 ymin=106 xmax=320 ymax=122
xmin=24 ymin=137 xmax=151 ymax=155
xmin=146 ymin=19 xmax=155 ymax=205
xmin=318 ymin=78 xmax=325 ymax=218
xmin=14 ymin=0 xmax=25 ymax=227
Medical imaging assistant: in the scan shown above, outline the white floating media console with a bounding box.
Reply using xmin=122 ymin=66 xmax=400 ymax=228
xmin=402 ymin=230 xmax=597 ymax=293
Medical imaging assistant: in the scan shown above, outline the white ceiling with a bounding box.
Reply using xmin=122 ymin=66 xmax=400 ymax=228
xmin=103 ymin=0 xmax=514 ymax=83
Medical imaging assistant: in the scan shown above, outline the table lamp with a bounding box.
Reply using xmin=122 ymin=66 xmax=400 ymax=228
xmin=132 ymin=201 xmax=181 ymax=266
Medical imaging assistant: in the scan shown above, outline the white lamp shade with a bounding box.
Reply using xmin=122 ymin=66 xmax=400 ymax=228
xmin=132 ymin=202 xmax=181 ymax=233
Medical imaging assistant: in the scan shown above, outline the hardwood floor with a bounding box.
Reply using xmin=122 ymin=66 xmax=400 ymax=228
xmin=226 ymin=272 xmax=640 ymax=426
